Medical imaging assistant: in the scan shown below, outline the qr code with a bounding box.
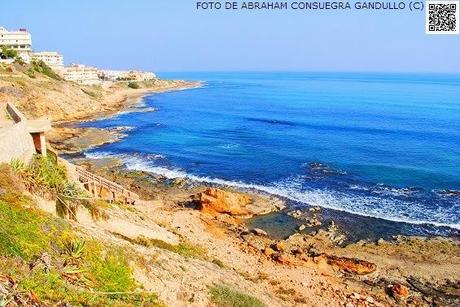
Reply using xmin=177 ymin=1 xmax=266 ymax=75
xmin=426 ymin=1 xmax=459 ymax=34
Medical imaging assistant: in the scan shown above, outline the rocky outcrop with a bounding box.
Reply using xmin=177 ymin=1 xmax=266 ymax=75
xmin=196 ymin=188 xmax=285 ymax=218
xmin=198 ymin=188 xmax=253 ymax=216
xmin=324 ymin=255 xmax=376 ymax=275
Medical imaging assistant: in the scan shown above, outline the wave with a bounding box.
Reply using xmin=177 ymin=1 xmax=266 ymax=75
xmin=93 ymin=152 xmax=460 ymax=231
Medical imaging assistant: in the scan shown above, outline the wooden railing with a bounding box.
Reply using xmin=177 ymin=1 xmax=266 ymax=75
xmin=75 ymin=166 xmax=139 ymax=202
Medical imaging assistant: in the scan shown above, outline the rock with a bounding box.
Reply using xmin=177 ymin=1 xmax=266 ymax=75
xmin=306 ymin=218 xmax=322 ymax=227
xmin=263 ymin=247 xmax=275 ymax=256
xmin=351 ymin=292 xmax=361 ymax=299
xmin=308 ymin=248 xmax=321 ymax=257
xmin=273 ymin=241 xmax=287 ymax=252
xmin=241 ymin=234 xmax=267 ymax=251
xmin=298 ymin=224 xmax=306 ymax=231
xmin=377 ymin=238 xmax=385 ymax=245
xmin=197 ymin=188 xmax=252 ymax=216
xmin=291 ymin=247 xmax=303 ymax=255
xmin=172 ymin=177 xmax=186 ymax=187
xmin=326 ymin=255 xmax=377 ymax=275
xmin=252 ymin=228 xmax=268 ymax=237
xmin=272 ymin=253 xmax=293 ymax=265
xmin=387 ymin=283 xmax=409 ymax=300
xmin=366 ymin=296 xmax=375 ymax=304
xmin=309 ymin=206 xmax=321 ymax=213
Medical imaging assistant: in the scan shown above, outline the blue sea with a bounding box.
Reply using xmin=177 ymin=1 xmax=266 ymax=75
xmin=80 ymin=72 xmax=460 ymax=237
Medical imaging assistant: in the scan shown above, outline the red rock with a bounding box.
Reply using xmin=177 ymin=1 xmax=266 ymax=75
xmin=326 ymin=255 xmax=376 ymax=275
xmin=388 ymin=283 xmax=409 ymax=299
xmin=197 ymin=188 xmax=252 ymax=216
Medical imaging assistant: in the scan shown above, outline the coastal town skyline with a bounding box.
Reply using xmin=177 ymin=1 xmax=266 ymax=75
xmin=2 ymin=0 xmax=460 ymax=73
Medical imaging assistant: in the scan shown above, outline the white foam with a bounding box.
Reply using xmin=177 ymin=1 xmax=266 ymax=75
xmin=84 ymin=151 xmax=460 ymax=230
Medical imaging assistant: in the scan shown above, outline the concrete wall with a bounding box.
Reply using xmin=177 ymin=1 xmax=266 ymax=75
xmin=0 ymin=121 xmax=36 ymax=164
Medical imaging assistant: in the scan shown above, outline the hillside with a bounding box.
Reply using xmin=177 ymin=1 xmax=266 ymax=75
xmin=0 ymin=62 xmax=199 ymax=122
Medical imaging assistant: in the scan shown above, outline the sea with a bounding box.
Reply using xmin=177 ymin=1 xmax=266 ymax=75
xmin=78 ymin=72 xmax=460 ymax=240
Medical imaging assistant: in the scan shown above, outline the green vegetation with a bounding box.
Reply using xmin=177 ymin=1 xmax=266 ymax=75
xmin=26 ymin=60 xmax=62 ymax=80
xmin=11 ymin=156 xmax=106 ymax=220
xmin=132 ymin=235 xmax=206 ymax=258
xmin=209 ymin=285 xmax=265 ymax=307
xmin=212 ymin=258 xmax=225 ymax=268
xmin=128 ymin=81 xmax=140 ymax=89
xmin=0 ymin=46 xmax=18 ymax=59
xmin=0 ymin=163 xmax=162 ymax=306
xmin=81 ymin=87 xmax=98 ymax=98
xmin=0 ymin=47 xmax=25 ymax=65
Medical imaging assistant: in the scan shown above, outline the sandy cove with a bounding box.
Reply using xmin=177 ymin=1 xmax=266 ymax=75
xmin=63 ymin=155 xmax=460 ymax=307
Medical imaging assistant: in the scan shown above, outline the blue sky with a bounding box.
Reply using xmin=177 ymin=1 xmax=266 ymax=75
xmin=2 ymin=0 xmax=459 ymax=72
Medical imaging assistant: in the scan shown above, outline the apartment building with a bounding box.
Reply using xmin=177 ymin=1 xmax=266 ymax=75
xmin=98 ymin=69 xmax=156 ymax=82
xmin=31 ymin=51 xmax=64 ymax=71
xmin=63 ymin=64 xmax=100 ymax=85
xmin=0 ymin=27 xmax=32 ymax=61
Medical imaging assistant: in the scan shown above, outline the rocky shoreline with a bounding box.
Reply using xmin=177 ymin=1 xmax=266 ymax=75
xmin=64 ymin=154 xmax=460 ymax=306
xmin=42 ymin=78 xmax=460 ymax=306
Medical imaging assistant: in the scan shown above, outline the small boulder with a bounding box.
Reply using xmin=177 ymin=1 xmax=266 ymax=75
xmin=272 ymin=253 xmax=293 ymax=265
xmin=273 ymin=241 xmax=287 ymax=252
xmin=263 ymin=247 xmax=275 ymax=256
xmin=387 ymin=283 xmax=409 ymax=300
xmin=252 ymin=228 xmax=268 ymax=237
xmin=298 ymin=224 xmax=306 ymax=231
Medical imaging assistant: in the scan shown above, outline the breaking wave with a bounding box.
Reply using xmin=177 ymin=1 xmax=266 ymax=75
xmin=84 ymin=151 xmax=460 ymax=230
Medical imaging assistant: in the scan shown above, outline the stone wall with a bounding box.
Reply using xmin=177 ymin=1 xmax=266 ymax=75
xmin=0 ymin=121 xmax=36 ymax=164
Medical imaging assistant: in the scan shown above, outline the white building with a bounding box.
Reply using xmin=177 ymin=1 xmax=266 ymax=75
xmin=31 ymin=51 xmax=64 ymax=71
xmin=63 ymin=64 xmax=100 ymax=85
xmin=98 ymin=69 xmax=156 ymax=82
xmin=0 ymin=27 xmax=32 ymax=61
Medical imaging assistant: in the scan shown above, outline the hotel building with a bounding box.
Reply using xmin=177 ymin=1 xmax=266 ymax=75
xmin=63 ymin=64 xmax=100 ymax=85
xmin=0 ymin=27 xmax=32 ymax=61
xmin=31 ymin=51 xmax=64 ymax=71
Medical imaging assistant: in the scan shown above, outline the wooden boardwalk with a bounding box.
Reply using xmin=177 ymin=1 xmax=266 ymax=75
xmin=75 ymin=166 xmax=139 ymax=204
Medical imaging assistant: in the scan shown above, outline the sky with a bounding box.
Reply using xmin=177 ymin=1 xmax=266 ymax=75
xmin=1 ymin=0 xmax=460 ymax=73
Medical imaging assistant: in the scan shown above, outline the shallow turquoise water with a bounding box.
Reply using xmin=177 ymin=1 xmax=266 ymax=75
xmin=81 ymin=72 xmax=460 ymax=232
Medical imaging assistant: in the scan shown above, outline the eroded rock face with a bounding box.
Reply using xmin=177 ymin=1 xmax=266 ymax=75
xmin=325 ymin=255 xmax=377 ymax=275
xmin=197 ymin=188 xmax=253 ymax=216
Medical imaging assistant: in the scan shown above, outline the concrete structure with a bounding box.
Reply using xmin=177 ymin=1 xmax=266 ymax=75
xmin=32 ymin=51 xmax=64 ymax=71
xmin=0 ymin=101 xmax=51 ymax=164
xmin=0 ymin=27 xmax=32 ymax=62
xmin=98 ymin=69 xmax=156 ymax=82
xmin=63 ymin=64 xmax=100 ymax=85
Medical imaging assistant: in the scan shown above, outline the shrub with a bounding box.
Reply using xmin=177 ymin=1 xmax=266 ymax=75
xmin=0 ymin=47 xmax=18 ymax=59
xmin=83 ymin=241 xmax=136 ymax=293
xmin=209 ymin=285 xmax=265 ymax=307
xmin=0 ymin=200 xmax=68 ymax=260
xmin=127 ymin=81 xmax=140 ymax=89
xmin=212 ymin=259 xmax=225 ymax=268
xmin=133 ymin=236 xmax=206 ymax=258
xmin=30 ymin=60 xmax=62 ymax=80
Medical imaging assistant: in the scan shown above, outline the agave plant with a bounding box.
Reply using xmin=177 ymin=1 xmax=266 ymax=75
xmin=64 ymin=239 xmax=86 ymax=259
